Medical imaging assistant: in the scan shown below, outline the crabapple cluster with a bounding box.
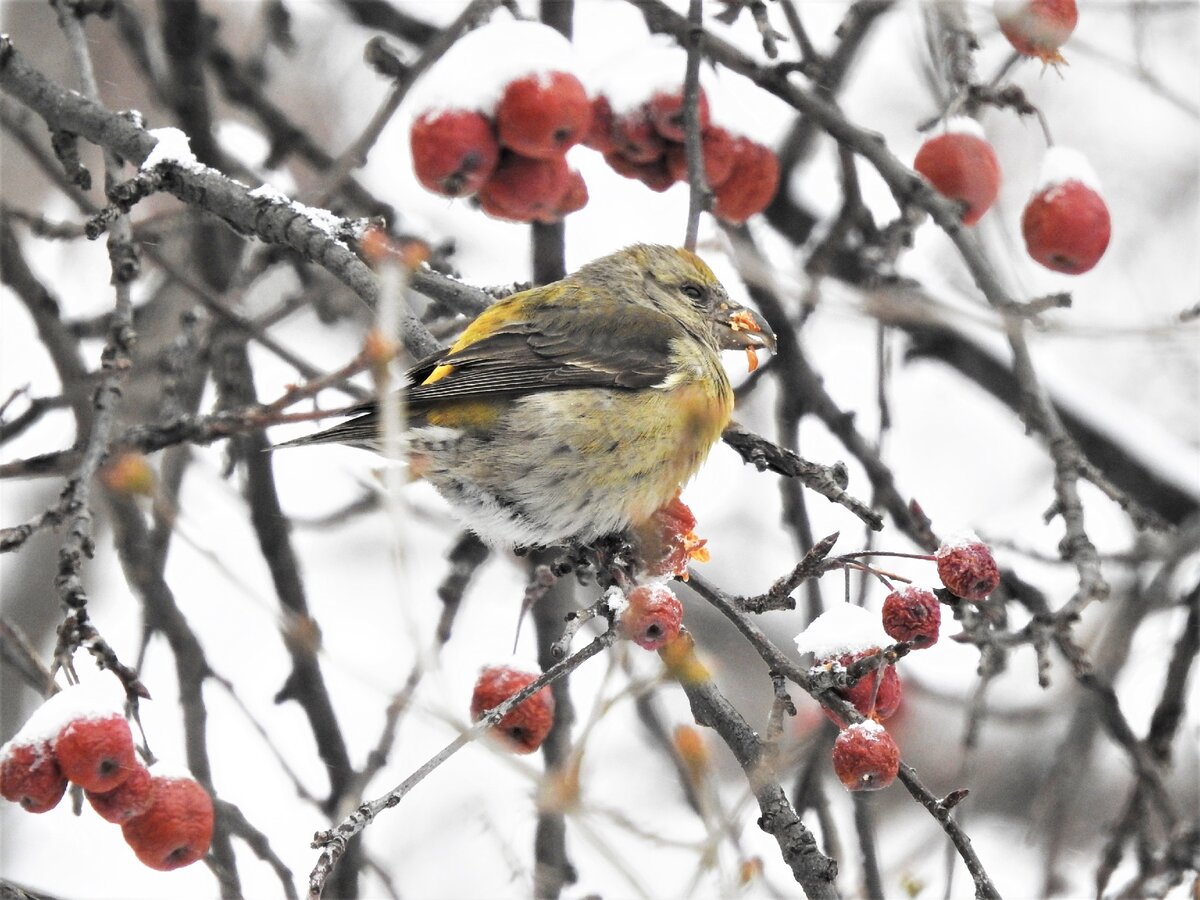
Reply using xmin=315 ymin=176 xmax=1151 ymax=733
xmin=795 ymin=539 xmax=1001 ymax=791
xmin=408 ymin=24 xmax=781 ymax=226
xmin=408 ymin=21 xmax=590 ymax=223
xmin=913 ymin=0 xmax=1109 ymax=275
xmin=914 ymin=124 xmax=1110 ymax=274
xmin=0 ymin=681 xmax=214 ymax=871
xmin=584 ymin=85 xmax=779 ymax=225
xmin=467 ymin=496 xmax=711 ymax=755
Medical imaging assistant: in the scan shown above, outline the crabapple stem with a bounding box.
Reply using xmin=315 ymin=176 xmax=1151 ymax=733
xmin=838 ymin=551 xmax=936 ymax=562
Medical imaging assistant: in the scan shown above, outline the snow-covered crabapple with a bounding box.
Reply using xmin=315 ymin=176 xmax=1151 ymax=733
xmin=495 ymin=71 xmax=591 ymax=159
xmin=995 ymin=0 xmax=1078 ymax=63
xmin=1021 ymin=147 xmax=1110 ymax=274
xmin=0 ymin=740 xmax=67 ymax=813
xmin=55 ymin=712 xmax=138 ymax=793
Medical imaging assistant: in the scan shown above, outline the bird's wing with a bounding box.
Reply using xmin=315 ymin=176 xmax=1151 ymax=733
xmin=281 ymin=302 xmax=686 ymax=448
xmin=403 ymin=302 xmax=682 ymax=408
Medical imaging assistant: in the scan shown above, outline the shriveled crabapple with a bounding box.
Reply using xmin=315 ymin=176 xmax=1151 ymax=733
xmin=620 ymin=584 xmax=684 ymax=651
xmin=100 ymin=452 xmax=156 ymax=496
xmin=821 ymin=650 xmax=902 ymax=724
xmin=712 ymin=138 xmax=780 ymax=225
xmin=470 ymin=665 xmax=555 ymax=754
xmin=409 ymin=109 xmax=500 ymax=197
xmin=610 ymin=109 xmax=667 ymax=164
xmin=881 ymin=587 xmax=942 ymax=648
xmin=831 ymin=721 xmax=901 ymax=791
xmin=630 ymin=494 xmax=708 ymax=580
xmin=913 ymin=119 xmax=1001 ymax=226
xmin=1021 ymin=148 xmax=1110 ymax=274
xmin=936 ymin=540 xmax=1000 ymax=601
xmin=664 ymin=126 xmax=738 ymax=188
xmin=583 ymin=95 xmax=617 ymax=154
xmin=646 ymin=87 xmax=711 ymax=142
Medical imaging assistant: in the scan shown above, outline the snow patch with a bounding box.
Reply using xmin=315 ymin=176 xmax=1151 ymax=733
xmin=940 ymin=116 xmax=986 ymax=139
xmin=141 ymin=127 xmax=200 ymax=172
xmin=993 ymin=0 xmax=1027 ymax=23
xmin=146 ymin=760 xmax=198 ymax=783
xmin=845 ymin=719 xmax=886 ymax=739
xmin=3 ymin=680 xmax=126 ymax=747
xmin=1036 ymin=146 xmax=1102 ymax=193
xmin=602 ymin=585 xmax=628 ymax=617
xmin=413 ymin=19 xmax=577 ymax=117
xmin=248 ymin=184 xmax=347 ymax=241
xmin=936 ymin=530 xmax=983 ymax=553
xmin=794 ymin=604 xmax=891 ymax=659
xmin=585 ymin=38 xmax=716 ymax=117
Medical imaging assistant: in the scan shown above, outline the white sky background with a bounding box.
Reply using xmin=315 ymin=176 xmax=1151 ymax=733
xmin=1 ymin=0 xmax=1198 ymax=897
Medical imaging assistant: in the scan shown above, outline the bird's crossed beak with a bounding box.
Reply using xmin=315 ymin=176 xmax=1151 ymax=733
xmin=715 ymin=305 xmax=776 ymax=372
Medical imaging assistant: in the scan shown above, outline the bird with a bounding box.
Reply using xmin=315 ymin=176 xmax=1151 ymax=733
xmin=279 ymin=244 xmax=774 ymax=548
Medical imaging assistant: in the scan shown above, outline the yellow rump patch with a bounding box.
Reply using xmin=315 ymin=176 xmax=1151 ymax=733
xmin=425 ymin=399 xmax=503 ymax=431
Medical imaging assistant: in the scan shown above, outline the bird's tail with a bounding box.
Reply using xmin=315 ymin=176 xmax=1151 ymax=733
xmin=271 ymin=410 xmax=382 ymax=452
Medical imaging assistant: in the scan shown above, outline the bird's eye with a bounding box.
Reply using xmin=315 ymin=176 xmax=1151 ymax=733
xmin=680 ymin=283 xmax=705 ymax=302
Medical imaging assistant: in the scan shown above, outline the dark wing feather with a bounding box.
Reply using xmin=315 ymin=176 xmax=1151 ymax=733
xmin=405 ymin=303 xmax=680 ymax=409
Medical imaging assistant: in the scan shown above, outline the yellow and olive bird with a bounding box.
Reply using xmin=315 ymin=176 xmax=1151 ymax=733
xmin=284 ymin=244 xmax=774 ymax=547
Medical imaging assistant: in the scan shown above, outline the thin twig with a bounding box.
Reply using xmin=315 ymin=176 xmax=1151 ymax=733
xmin=681 ymin=0 xmax=709 ymax=251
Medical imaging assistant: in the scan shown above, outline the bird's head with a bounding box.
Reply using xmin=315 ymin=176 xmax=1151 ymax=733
xmin=587 ymin=244 xmax=776 ymax=364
